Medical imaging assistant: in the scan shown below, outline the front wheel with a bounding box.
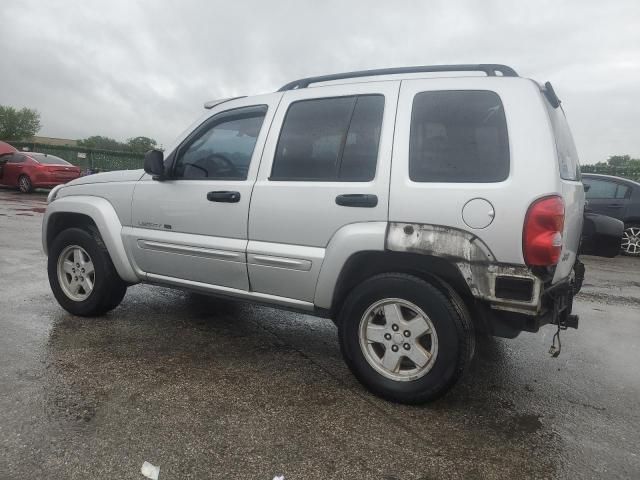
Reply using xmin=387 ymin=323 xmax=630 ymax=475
xmin=18 ymin=175 xmax=33 ymax=193
xmin=48 ymin=227 xmax=127 ymax=316
xmin=338 ymin=273 xmax=474 ymax=404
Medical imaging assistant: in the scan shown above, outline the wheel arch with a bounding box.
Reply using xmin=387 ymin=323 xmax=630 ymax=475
xmin=43 ymin=196 xmax=139 ymax=283
xmin=328 ymin=250 xmax=475 ymax=320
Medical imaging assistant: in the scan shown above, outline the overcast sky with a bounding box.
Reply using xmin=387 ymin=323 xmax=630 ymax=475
xmin=1 ymin=0 xmax=639 ymax=164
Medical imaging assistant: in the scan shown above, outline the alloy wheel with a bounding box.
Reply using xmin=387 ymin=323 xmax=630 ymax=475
xmin=19 ymin=176 xmax=31 ymax=192
xmin=621 ymin=227 xmax=640 ymax=256
xmin=56 ymin=245 xmax=96 ymax=301
xmin=358 ymin=298 xmax=438 ymax=381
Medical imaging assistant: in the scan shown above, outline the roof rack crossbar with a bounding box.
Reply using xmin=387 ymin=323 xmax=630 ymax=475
xmin=278 ymin=64 xmax=518 ymax=91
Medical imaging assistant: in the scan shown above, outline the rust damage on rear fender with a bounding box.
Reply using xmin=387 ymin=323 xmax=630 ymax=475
xmin=386 ymin=222 xmax=542 ymax=312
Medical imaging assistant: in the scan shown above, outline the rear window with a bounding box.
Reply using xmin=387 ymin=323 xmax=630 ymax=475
xmin=545 ymin=105 xmax=580 ymax=181
xmin=409 ymin=90 xmax=509 ymax=183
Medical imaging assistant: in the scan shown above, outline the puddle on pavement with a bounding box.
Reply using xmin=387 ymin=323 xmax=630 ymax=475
xmin=0 ymin=190 xmax=48 ymax=216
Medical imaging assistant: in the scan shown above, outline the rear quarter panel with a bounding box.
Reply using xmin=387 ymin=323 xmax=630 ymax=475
xmin=389 ymin=77 xmax=560 ymax=265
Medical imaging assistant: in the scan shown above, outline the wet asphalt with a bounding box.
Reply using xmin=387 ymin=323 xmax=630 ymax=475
xmin=0 ymin=188 xmax=639 ymax=480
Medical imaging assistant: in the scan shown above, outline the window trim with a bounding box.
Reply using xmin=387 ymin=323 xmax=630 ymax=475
xmin=408 ymin=89 xmax=511 ymax=184
xmin=168 ymin=104 xmax=268 ymax=181
xmin=269 ymin=94 xmax=385 ymax=182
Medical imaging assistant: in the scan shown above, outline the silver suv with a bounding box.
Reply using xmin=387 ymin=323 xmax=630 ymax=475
xmin=43 ymin=64 xmax=587 ymax=403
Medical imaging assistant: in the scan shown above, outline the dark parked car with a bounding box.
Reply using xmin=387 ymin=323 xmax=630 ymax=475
xmin=0 ymin=151 xmax=81 ymax=193
xmin=582 ymin=173 xmax=640 ymax=256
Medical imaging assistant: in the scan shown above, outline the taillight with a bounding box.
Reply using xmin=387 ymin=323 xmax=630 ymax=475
xmin=523 ymin=195 xmax=565 ymax=266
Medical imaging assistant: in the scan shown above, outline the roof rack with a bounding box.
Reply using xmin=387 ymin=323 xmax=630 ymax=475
xmin=278 ymin=64 xmax=518 ymax=91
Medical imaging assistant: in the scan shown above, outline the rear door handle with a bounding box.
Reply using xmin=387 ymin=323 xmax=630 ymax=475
xmin=606 ymin=204 xmax=623 ymax=208
xmin=207 ymin=191 xmax=241 ymax=203
xmin=335 ymin=194 xmax=378 ymax=208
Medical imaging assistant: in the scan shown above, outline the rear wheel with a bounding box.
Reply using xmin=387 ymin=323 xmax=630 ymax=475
xmin=621 ymin=224 xmax=640 ymax=256
xmin=48 ymin=227 xmax=127 ymax=316
xmin=337 ymin=273 xmax=474 ymax=404
xmin=18 ymin=175 xmax=33 ymax=193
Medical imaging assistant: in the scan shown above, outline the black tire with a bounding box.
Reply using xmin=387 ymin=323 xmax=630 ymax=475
xmin=18 ymin=174 xmax=33 ymax=193
xmin=103 ymin=281 xmax=128 ymax=311
xmin=48 ymin=227 xmax=127 ymax=316
xmin=621 ymin=224 xmax=640 ymax=257
xmin=337 ymin=273 xmax=473 ymax=404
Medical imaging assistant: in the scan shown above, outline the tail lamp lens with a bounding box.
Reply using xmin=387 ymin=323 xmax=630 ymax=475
xmin=523 ymin=196 xmax=565 ymax=266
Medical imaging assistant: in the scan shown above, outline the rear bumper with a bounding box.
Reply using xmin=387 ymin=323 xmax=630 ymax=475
xmin=32 ymin=179 xmax=79 ymax=188
xmin=479 ymin=276 xmax=577 ymax=338
xmin=31 ymin=172 xmax=80 ymax=188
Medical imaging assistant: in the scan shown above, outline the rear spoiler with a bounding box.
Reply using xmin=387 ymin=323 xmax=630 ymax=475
xmin=542 ymin=81 xmax=561 ymax=109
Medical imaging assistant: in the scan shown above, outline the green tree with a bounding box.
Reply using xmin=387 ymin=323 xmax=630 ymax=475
xmin=0 ymin=105 xmax=41 ymax=140
xmin=77 ymin=135 xmax=125 ymax=150
xmin=607 ymin=155 xmax=631 ymax=167
xmin=126 ymin=136 xmax=157 ymax=153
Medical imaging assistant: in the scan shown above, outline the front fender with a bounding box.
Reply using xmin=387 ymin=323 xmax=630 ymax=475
xmin=43 ymin=196 xmax=139 ymax=283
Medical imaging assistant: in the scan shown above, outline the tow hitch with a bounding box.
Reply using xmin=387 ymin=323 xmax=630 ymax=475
xmin=548 ymin=279 xmax=579 ymax=357
xmin=549 ymin=310 xmax=579 ymax=357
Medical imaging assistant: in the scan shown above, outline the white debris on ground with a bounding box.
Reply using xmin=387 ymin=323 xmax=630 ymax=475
xmin=141 ymin=461 xmax=160 ymax=480
xmin=272 ymin=476 xmax=284 ymax=480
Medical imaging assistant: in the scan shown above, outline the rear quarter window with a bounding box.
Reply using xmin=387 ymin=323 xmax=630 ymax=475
xmin=409 ymin=90 xmax=509 ymax=183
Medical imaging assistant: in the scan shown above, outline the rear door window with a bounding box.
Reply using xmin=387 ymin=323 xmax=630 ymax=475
xmin=616 ymin=184 xmax=630 ymax=199
xmin=409 ymin=90 xmax=509 ymax=183
xmin=271 ymin=95 xmax=384 ymax=181
xmin=584 ymin=178 xmax=628 ymax=199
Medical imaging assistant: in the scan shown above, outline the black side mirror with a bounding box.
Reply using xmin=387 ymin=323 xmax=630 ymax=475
xmin=581 ymin=213 xmax=624 ymax=258
xmin=144 ymin=149 xmax=165 ymax=180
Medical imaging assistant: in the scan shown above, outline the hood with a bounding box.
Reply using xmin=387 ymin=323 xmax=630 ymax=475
xmin=66 ymin=169 xmax=146 ymax=186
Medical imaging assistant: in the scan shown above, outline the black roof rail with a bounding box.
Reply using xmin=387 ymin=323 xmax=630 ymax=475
xmin=278 ymin=64 xmax=518 ymax=91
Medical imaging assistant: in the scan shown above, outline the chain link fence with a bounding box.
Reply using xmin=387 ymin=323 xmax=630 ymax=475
xmin=10 ymin=142 xmax=144 ymax=173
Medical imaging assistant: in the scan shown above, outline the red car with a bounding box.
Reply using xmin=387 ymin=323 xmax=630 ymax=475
xmin=0 ymin=150 xmax=81 ymax=193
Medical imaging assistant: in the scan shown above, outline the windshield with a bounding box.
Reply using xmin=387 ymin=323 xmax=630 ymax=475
xmin=30 ymin=153 xmax=72 ymax=165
